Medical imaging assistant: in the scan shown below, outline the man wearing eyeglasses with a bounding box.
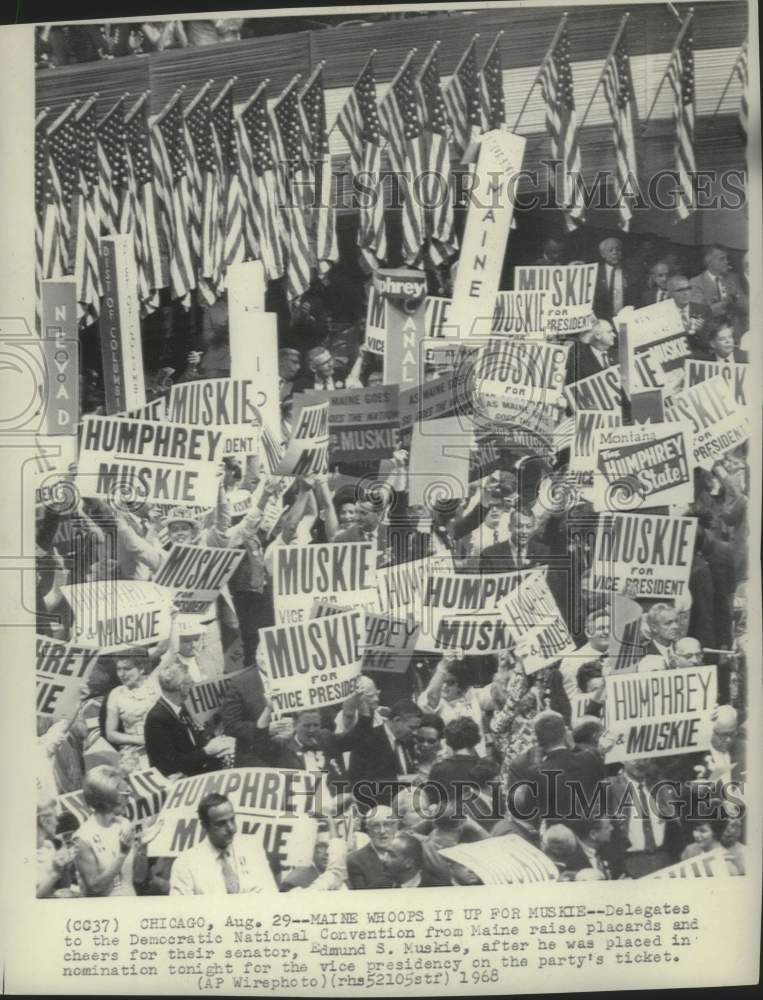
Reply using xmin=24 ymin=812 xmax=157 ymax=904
xmin=667 ymin=274 xmax=713 ymax=350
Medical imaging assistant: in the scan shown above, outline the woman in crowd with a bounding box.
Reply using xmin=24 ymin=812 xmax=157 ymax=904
xmin=104 ymin=652 xmax=157 ymax=772
xmin=74 ymin=765 xmax=141 ymax=897
xmin=36 ymin=797 xmax=76 ymax=898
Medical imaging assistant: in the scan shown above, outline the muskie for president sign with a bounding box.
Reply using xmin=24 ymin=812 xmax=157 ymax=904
xmin=512 ymin=263 xmax=599 ymax=336
xmin=605 ymin=666 xmax=717 ymax=764
xmin=153 ymin=543 xmax=245 ymax=614
xmin=78 ymin=414 xmax=222 ymax=507
xmin=665 ymin=374 xmax=751 ymax=469
xmin=592 ymin=513 xmax=698 ymax=600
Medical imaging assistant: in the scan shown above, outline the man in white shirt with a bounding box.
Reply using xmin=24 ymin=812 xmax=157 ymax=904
xmin=609 ymin=759 xmax=672 ymax=877
xmin=639 ymin=603 xmax=680 ymax=669
xmin=593 ymin=237 xmax=634 ymax=320
xmin=170 ymin=793 xmax=278 ymax=895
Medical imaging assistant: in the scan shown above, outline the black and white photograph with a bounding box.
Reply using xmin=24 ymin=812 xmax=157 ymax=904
xmin=0 ymin=0 xmax=760 ymax=995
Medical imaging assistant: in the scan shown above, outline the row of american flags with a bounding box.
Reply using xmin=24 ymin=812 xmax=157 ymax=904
xmin=35 ymin=14 xmax=749 ymax=332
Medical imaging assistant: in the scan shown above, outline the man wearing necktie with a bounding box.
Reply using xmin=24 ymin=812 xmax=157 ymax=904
xmin=170 ymin=793 xmax=278 ymax=895
xmin=690 ymin=245 xmax=742 ymax=325
xmin=608 ymin=761 xmax=674 ymax=878
xmin=593 ymin=237 xmax=634 ymax=321
xmin=565 ymin=318 xmax=617 ymax=385
xmin=641 ymin=604 xmax=680 ymax=668
xmin=641 ymin=259 xmax=671 ymax=305
xmin=667 ymin=274 xmax=711 ymax=350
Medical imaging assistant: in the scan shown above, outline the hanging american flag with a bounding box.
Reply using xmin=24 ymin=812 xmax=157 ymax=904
xmin=299 ymin=65 xmax=339 ymax=274
xmin=665 ymin=14 xmax=695 ymax=221
xmin=41 ymin=101 xmax=79 ymax=281
xmin=184 ymin=84 xmax=218 ymax=305
xmin=123 ymin=94 xmax=165 ymax=315
xmin=35 ymin=109 xmax=50 ymax=334
xmin=272 ymin=76 xmax=314 ymax=301
xmin=96 ymin=96 xmax=128 ymax=236
xmin=211 ymin=80 xmax=246 ymax=289
xmin=236 ymin=82 xmax=285 ymax=282
xmin=335 ymin=51 xmax=387 ymax=269
xmin=444 ymin=35 xmax=481 ymax=160
xmin=150 ymin=92 xmax=195 ymax=303
xmin=538 ymin=23 xmax=586 ymax=229
xmin=602 ymin=34 xmax=638 ymax=231
xmin=72 ymin=98 xmax=102 ymax=325
xmin=480 ymin=32 xmax=506 ymax=130
xmin=379 ymin=49 xmax=425 ymax=267
xmin=734 ymin=38 xmax=748 ymax=135
xmin=417 ymin=43 xmax=458 ymax=265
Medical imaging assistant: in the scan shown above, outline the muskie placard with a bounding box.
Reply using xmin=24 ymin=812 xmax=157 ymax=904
xmin=683 ymin=359 xmax=748 ymax=406
xmin=564 ymin=365 xmax=623 ymax=411
xmin=272 ymin=541 xmax=378 ymax=626
xmin=591 ymin=513 xmax=698 ymax=600
xmin=605 ymin=665 xmax=717 ymax=764
xmin=78 ymin=414 xmax=222 ymax=507
xmin=59 ymin=768 xmax=171 ymax=826
xmin=303 ymin=384 xmax=400 ymax=463
xmin=514 ymin=263 xmax=599 ymax=336
xmin=665 ymin=374 xmax=751 ymax=469
xmin=166 ymin=377 xmax=262 ymax=456
xmin=61 ymin=580 xmax=174 ymax=652
xmin=153 ymin=543 xmax=245 ymax=614
xmin=570 ymin=411 xmax=623 ymax=472
xmin=260 ymin=609 xmax=364 ymax=712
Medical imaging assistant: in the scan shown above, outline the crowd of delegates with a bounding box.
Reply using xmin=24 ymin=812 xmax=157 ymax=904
xmin=36 ymin=230 xmax=750 ymax=895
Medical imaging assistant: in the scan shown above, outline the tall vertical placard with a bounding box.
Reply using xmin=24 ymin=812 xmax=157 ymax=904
xmin=451 ymin=130 xmax=526 ymax=339
xmin=98 ymin=236 xmax=146 ymax=414
xmin=40 ymin=279 xmax=79 ymax=436
xmin=227 ymin=260 xmax=280 ymax=437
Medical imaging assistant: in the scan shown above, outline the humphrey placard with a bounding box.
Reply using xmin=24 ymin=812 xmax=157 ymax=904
xmin=61 ymin=580 xmax=174 ymax=652
xmin=591 ymin=513 xmax=698 ymax=601
xmin=570 ymin=411 xmax=623 ymax=473
xmin=272 ymin=541 xmax=378 ymax=626
xmin=260 ymin=609 xmax=364 ymax=712
xmin=153 ymin=543 xmax=245 ymax=614
xmin=605 ymin=666 xmax=717 ymax=764
xmin=375 ymin=553 xmax=455 ymax=620
xmin=500 ymin=569 xmax=575 ymax=672
xmin=665 ymin=374 xmax=751 ymax=469
xmin=147 ymin=768 xmax=325 ymax=866
xmin=78 ymin=414 xmax=222 ymax=507
xmin=513 ymin=263 xmax=599 ymax=337
xmin=36 ymin=636 xmax=99 ymax=722
xmin=591 ymin=421 xmax=694 ymax=510
xmin=275 ymin=400 xmax=329 ymax=477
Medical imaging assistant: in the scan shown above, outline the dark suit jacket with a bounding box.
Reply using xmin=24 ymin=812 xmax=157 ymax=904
xmin=640 ymin=288 xmax=671 ymax=307
xmin=565 ymin=341 xmax=615 ymax=385
xmin=273 ymin=731 xmax=353 ymax=795
xmin=221 ymin=667 xmax=271 ymax=767
xmin=592 ymin=263 xmax=638 ymax=321
xmin=346 ymin=842 xmax=396 ymax=890
xmin=144 ymin=698 xmax=221 ymax=778
xmin=690 ymin=347 xmax=747 ymax=364
xmin=478 ymin=538 xmax=550 ymax=576
xmin=346 ymin=717 xmax=415 ymax=806
xmin=510 ymin=744 xmax=605 ymax=834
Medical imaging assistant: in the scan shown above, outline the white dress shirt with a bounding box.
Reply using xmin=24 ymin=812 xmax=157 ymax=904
xmin=170 ymin=834 xmax=278 ymax=895
xmin=624 ymin=779 xmax=665 ymax=852
xmin=606 ymin=264 xmax=624 ymax=313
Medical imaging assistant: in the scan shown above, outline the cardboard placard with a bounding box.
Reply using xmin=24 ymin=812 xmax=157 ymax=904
xmin=153 ymin=543 xmax=245 ymax=615
xmin=275 ymin=400 xmax=329 ymax=477
xmin=683 ymin=359 xmax=748 ymax=407
xmin=564 ymin=366 xmax=623 ymax=412
xmin=98 ymin=235 xmax=147 ymax=415
xmin=78 ymin=414 xmax=223 ymax=507
xmin=303 ymin=384 xmax=401 ymax=463
xmin=36 ymin=635 xmax=99 ymax=722
xmin=61 ymin=580 xmax=174 ymax=652
xmin=500 ymin=568 xmax=575 ymax=672
xmin=665 ymin=374 xmax=751 ymax=469
xmin=272 ymin=541 xmax=378 ymax=627
xmin=514 ymin=263 xmax=599 ymax=337
xmin=166 ymin=378 xmax=263 ymax=457
xmin=591 ymin=513 xmax=698 ymax=601
xmin=605 ymin=665 xmax=717 ymax=763
xmin=440 ymin=834 xmax=559 ymax=884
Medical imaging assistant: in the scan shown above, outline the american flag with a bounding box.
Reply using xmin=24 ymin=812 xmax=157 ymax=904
xmin=123 ymin=94 xmax=165 ymax=314
xmin=444 ymin=35 xmax=481 ymax=159
xmin=150 ymin=92 xmax=195 ymax=303
xmin=379 ymin=50 xmax=425 ymax=267
xmin=480 ymin=32 xmax=506 ymax=130
xmin=734 ymin=38 xmax=748 ymax=135
xmin=41 ymin=101 xmax=79 ymax=282
xmin=299 ymin=65 xmax=339 ymax=274
xmin=35 ymin=109 xmax=49 ymax=334
xmin=72 ymin=98 xmax=102 ymax=325
xmin=417 ymin=43 xmax=458 ymax=265
xmin=538 ymin=22 xmax=586 ymax=229
xmin=184 ymin=84 xmax=218 ymax=305
xmin=602 ymin=34 xmax=638 ymax=231
xmin=236 ymin=82 xmax=285 ymax=282
xmin=211 ymin=81 xmax=246 ymax=288
xmin=335 ymin=51 xmax=387 ymax=268
xmin=665 ymin=15 xmax=695 ymax=220
xmin=272 ymin=76 xmax=314 ymax=302
xmin=96 ymin=96 xmax=128 ymax=236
